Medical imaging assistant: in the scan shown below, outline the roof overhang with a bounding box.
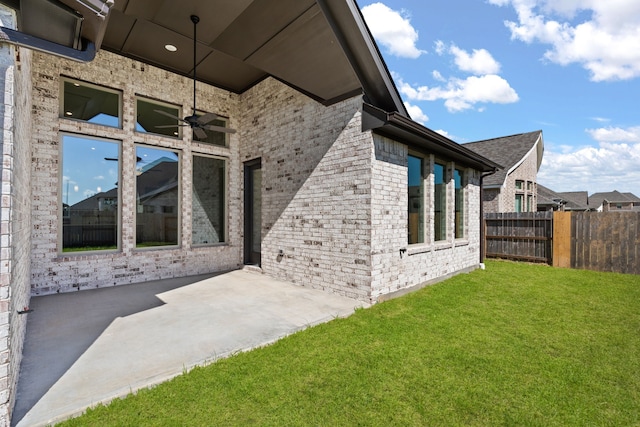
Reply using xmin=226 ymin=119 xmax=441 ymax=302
xmin=363 ymin=103 xmax=500 ymax=172
xmin=0 ymin=0 xmax=114 ymax=61
xmin=0 ymin=0 xmax=408 ymax=113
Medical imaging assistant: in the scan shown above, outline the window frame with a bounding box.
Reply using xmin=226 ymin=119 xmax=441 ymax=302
xmin=433 ymin=160 xmax=448 ymax=242
xmin=134 ymin=144 xmax=182 ymax=249
xmin=454 ymin=167 xmax=466 ymax=239
xmin=192 ymin=110 xmax=231 ymax=147
xmin=407 ymin=153 xmax=426 ymax=245
xmin=515 ymin=194 xmax=524 ymax=213
xmin=191 ymin=153 xmax=229 ymax=246
xmin=59 ymin=133 xmax=122 ymax=255
xmin=60 ymin=77 xmax=122 ymax=128
xmin=135 ymin=96 xmax=183 ymax=139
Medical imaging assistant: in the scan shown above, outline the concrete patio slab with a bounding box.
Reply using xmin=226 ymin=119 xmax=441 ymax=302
xmin=13 ymin=270 xmax=367 ymax=427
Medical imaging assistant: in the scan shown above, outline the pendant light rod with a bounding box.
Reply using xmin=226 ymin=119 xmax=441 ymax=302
xmin=191 ymin=14 xmax=199 ymax=114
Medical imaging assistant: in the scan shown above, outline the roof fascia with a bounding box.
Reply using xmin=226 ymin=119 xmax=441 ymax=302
xmin=362 ymin=103 xmax=500 ymax=172
xmin=316 ymin=0 xmax=407 ymax=115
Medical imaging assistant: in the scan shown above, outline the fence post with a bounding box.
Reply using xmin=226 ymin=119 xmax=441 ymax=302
xmin=553 ymin=211 xmax=572 ymax=268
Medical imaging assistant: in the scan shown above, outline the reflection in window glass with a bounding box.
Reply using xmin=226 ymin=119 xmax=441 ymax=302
xmin=434 ymin=162 xmax=447 ymax=241
xmin=515 ymin=194 xmax=524 ymax=212
xmin=192 ymin=155 xmax=226 ymax=245
xmin=454 ymin=168 xmax=464 ymax=239
xmin=62 ymin=80 xmax=120 ymax=127
xmin=408 ymin=155 xmax=424 ymax=244
xmin=136 ymin=98 xmax=181 ymax=138
xmin=61 ymin=135 xmax=119 ymax=252
xmin=136 ymin=146 xmax=180 ymax=247
xmin=193 ymin=111 xmax=228 ymax=147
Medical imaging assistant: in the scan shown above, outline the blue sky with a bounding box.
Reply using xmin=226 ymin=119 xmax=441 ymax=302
xmin=359 ymin=0 xmax=640 ymax=195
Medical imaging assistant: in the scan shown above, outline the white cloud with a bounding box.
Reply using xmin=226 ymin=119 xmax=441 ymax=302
xmin=404 ymin=102 xmax=429 ymax=124
xmin=586 ymin=126 xmax=640 ymax=143
xmin=434 ymin=40 xmax=446 ymax=55
xmin=449 ymin=45 xmax=502 ymax=75
xmin=488 ymin=0 xmax=640 ymax=81
xmin=398 ymin=74 xmax=519 ymax=112
xmin=432 ymin=70 xmax=446 ymax=82
xmin=434 ymin=129 xmax=452 ymax=139
xmin=361 ymin=3 xmax=425 ymax=59
xmin=538 ymin=126 xmax=640 ymax=193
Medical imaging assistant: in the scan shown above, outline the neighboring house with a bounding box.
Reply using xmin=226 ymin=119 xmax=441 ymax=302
xmin=588 ymin=191 xmax=640 ymax=212
xmin=0 ymin=1 xmax=499 ymax=423
xmin=537 ymin=185 xmax=590 ymax=211
xmin=463 ymin=130 xmax=544 ymax=213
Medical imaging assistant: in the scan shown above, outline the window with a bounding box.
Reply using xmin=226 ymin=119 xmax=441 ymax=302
xmin=136 ymin=97 xmax=181 ymax=138
xmin=408 ymin=155 xmax=424 ymax=244
xmin=193 ymin=111 xmax=229 ymax=147
xmin=527 ymin=181 xmax=533 ymax=191
xmin=454 ymin=168 xmax=464 ymax=239
xmin=527 ymin=195 xmax=533 ymax=212
xmin=61 ymin=78 xmax=121 ymax=127
xmin=515 ymin=180 xmax=524 ymax=190
xmin=515 ymin=194 xmax=524 ymax=212
xmin=61 ymin=134 xmax=119 ymax=252
xmin=136 ymin=146 xmax=180 ymax=247
xmin=434 ymin=162 xmax=447 ymax=241
xmin=192 ymin=155 xmax=226 ymax=245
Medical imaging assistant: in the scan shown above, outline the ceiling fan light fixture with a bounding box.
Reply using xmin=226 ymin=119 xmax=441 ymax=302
xmin=154 ymin=14 xmax=236 ymax=137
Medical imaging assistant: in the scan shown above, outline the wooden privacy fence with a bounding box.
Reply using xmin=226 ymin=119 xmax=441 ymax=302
xmin=484 ymin=211 xmax=640 ymax=275
xmin=484 ymin=212 xmax=553 ymax=264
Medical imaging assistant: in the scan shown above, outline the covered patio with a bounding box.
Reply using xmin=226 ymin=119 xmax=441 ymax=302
xmin=13 ymin=271 xmax=366 ymax=426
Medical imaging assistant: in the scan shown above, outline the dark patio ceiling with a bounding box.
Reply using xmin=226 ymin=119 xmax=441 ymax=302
xmin=98 ymin=0 xmax=404 ymax=111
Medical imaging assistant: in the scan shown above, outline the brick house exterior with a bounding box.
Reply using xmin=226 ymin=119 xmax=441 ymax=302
xmin=463 ymin=131 xmax=544 ymax=213
xmin=0 ymin=1 xmax=498 ymax=424
xmin=588 ymin=191 xmax=640 ymax=212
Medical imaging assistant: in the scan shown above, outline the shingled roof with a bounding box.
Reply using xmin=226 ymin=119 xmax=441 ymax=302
xmin=462 ymin=130 xmax=543 ymax=187
xmin=588 ymin=190 xmax=640 ymax=209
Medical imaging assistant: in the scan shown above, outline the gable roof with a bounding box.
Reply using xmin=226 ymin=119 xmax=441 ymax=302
xmin=588 ymin=190 xmax=640 ymax=208
xmin=558 ymin=191 xmax=590 ymax=210
xmin=462 ymin=130 xmax=543 ymax=188
xmin=537 ymin=184 xmax=590 ymax=211
xmin=536 ymin=184 xmax=565 ymax=210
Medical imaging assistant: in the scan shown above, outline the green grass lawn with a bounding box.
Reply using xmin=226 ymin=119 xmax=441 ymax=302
xmin=61 ymin=261 xmax=640 ymax=426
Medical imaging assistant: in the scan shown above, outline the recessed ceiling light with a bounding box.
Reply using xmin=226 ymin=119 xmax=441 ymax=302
xmin=65 ymin=111 xmax=73 ymax=116
xmin=165 ymin=44 xmax=177 ymax=52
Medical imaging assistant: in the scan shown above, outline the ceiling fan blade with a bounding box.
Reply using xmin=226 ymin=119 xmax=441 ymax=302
xmin=197 ymin=112 xmax=218 ymax=125
xmin=203 ymin=124 xmax=237 ymax=134
xmin=154 ymin=109 xmax=183 ymax=121
xmin=155 ymin=124 xmax=189 ymax=128
xmin=192 ymin=127 xmax=207 ymax=139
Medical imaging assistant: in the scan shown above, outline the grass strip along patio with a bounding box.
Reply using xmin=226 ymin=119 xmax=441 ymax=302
xmin=62 ymin=261 xmax=640 ymax=426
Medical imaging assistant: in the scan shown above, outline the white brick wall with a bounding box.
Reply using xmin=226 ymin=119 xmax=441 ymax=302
xmin=370 ymin=134 xmax=482 ymax=300
xmin=0 ymin=5 xmax=33 ymax=425
xmin=238 ymin=79 xmax=373 ymax=300
xmin=30 ymin=50 xmax=243 ymax=294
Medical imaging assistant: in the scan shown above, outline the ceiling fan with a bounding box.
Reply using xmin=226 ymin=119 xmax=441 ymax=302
xmin=155 ymin=15 xmax=236 ymax=139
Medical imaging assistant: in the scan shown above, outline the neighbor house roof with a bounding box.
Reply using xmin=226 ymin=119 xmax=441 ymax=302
xmin=462 ymin=130 xmax=544 ymax=188
xmin=537 ymin=184 xmax=590 ymax=211
xmin=536 ymin=184 xmax=565 ymax=210
xmin=558 ymin=191 xmax=590 ymax=210
xmin=588 ymin=191 xmax=640 ymax=208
